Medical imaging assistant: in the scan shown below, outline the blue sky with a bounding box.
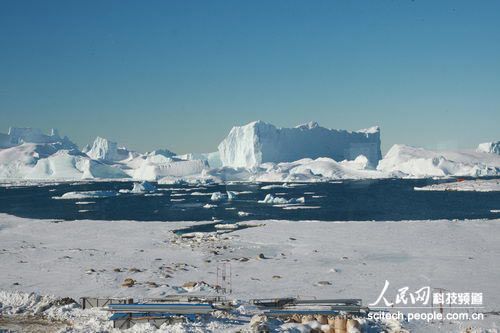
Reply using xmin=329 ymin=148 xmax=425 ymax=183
xmin=1 ymin=0 xmax=499 ymax=154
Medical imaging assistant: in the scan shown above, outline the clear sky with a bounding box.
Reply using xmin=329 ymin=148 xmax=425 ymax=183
xmin=1 ymin=0 xmax=499 ymax=154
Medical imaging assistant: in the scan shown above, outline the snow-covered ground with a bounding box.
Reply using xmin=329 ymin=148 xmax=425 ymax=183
xmin=415 ymin=179 xmax=500 ymax=192
xmin=1 ymin=213 xmax=499 ymax=332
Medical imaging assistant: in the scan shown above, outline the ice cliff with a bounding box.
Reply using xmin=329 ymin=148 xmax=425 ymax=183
xmin=217 ymin=121 xmax=382 ymax=168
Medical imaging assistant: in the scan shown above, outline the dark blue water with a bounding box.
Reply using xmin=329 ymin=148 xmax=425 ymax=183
xmin=0 ymin=178 xmax=499 ymax=222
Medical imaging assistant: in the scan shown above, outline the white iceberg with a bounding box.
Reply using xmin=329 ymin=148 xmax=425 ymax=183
xmin=378 ymin=144 xmax=500 ymax=178
xmin=54 ymin=190 xmax=119 ymax=200
xmin=218 ymin=120 xmax=382 ymax=168
xmin=85 ymin=136 xmax=135 ymax=162
xmin=258 ymin=194 xmax=305 ymax=204
xmin=119 ymin=181 xmax=157 ymax=194
xmin=477 ymin=141 xmax=500 ymax=155
xmin=210 ymin=191 xmax=237 ymax=201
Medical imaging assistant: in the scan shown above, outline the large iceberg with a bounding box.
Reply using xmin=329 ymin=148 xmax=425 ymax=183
xmin=378 ymin=144 xmax=500 ymax=178
xmin=0 ymin=143 xmax=127 ymax=180
xmin=0 ymin=129 xmax=128 ymax=180
xmin=217 ymin=121 xmax=382 ymax=168
xmin=477 ymin=141 xmax=500 ymax=155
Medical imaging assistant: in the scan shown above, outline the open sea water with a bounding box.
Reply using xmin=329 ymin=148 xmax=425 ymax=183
xmin=0 ymin=178 xmax=499 ymax=223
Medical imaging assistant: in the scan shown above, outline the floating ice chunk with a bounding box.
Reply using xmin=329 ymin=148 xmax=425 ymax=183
xmin=238 ymin=211 xmax=251 ymax=217
xmin=282 ymin=206 xmax=320 ymax=210
xmin=210 ymin=192 xmax=225 ymax=201
xmin=210 ymin=191 xmax=238 ymax=201
xmin=54 ymin=190 xmax=118 ymax=199
xmin=119 ymin=181 xmax=157 ymax=194
xmin=226 ymin=191 xmax=237 ymax=200
xmin=261 ymin=184 xmax=289 ymax=190
xmin=258 ymin=194 xmax=305 ymax=204
xmin=203 ymin=203 xmax=217 ymax=209
xmin=414 ymin=179 xmax=500 ymax=192
xmin=214 ymin=224 xmax=238 ymax=230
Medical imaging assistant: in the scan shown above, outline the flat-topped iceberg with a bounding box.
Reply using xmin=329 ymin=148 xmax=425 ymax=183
xmin=218 ymin=121 xmax=382 ymax=168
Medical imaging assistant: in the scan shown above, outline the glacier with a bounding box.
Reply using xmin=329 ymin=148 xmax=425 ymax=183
xmin=217 ymin=121 xmax=382 ymax=168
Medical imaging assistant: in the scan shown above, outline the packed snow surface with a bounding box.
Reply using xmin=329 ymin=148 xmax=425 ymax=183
xmin=218 ymin=121 xmax=382 ymax=168
xmin=0 ymin=213 xmax=499 ymax=332
xmin=414 ymin=178 xmax=500 ymax=192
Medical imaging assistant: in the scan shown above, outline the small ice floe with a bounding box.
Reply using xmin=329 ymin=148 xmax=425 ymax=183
xmin=238 ymin=211 xmax=251 ymax=217
xmin=414 ymin=179 xmax=500 ymax=192
xmin=261 ymin=184 xmax=289 ymax=190
xmin=170 ymin=193 xmax=185 ymax=197
xmin=190 ymin=191 xmax=211 ymax=196
xmin=78 ymin=209 xmax=91 ymax=213
xmin=144 ymin=193 xmax=164 ymax=197
xmin=491 ymin=210 xmax=500 ymax=213
xmin=287 ymin=183 xmax=308 ymax=187
xmin=75 ymin=201 xmax=95 ymax=205
xmin=53 ymin=190 xmax=118 ymax=200
xmin=303 ymin=192 xmax=315 ymax=194
xmin=282 ymin=206 xmax=320 ymax=210
xmin=258 ymin=194 xmax=305 ymax=204
xmin=119 ymin=181 xmax=157 ymax=194
xmin=225 ymin=207 xmax=237 ymax=210
xmin=214 ymin=223 xmax=239 ymax=230
xmin=203 ymin=203 xmax=217 ymax=209
xmin=233 ymin=190 xmax=253 ymax=194
xmin=171 ymin=198 xmax=185 ymax=202
xmin=312 ymin=195 xmax=325 ymax=198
